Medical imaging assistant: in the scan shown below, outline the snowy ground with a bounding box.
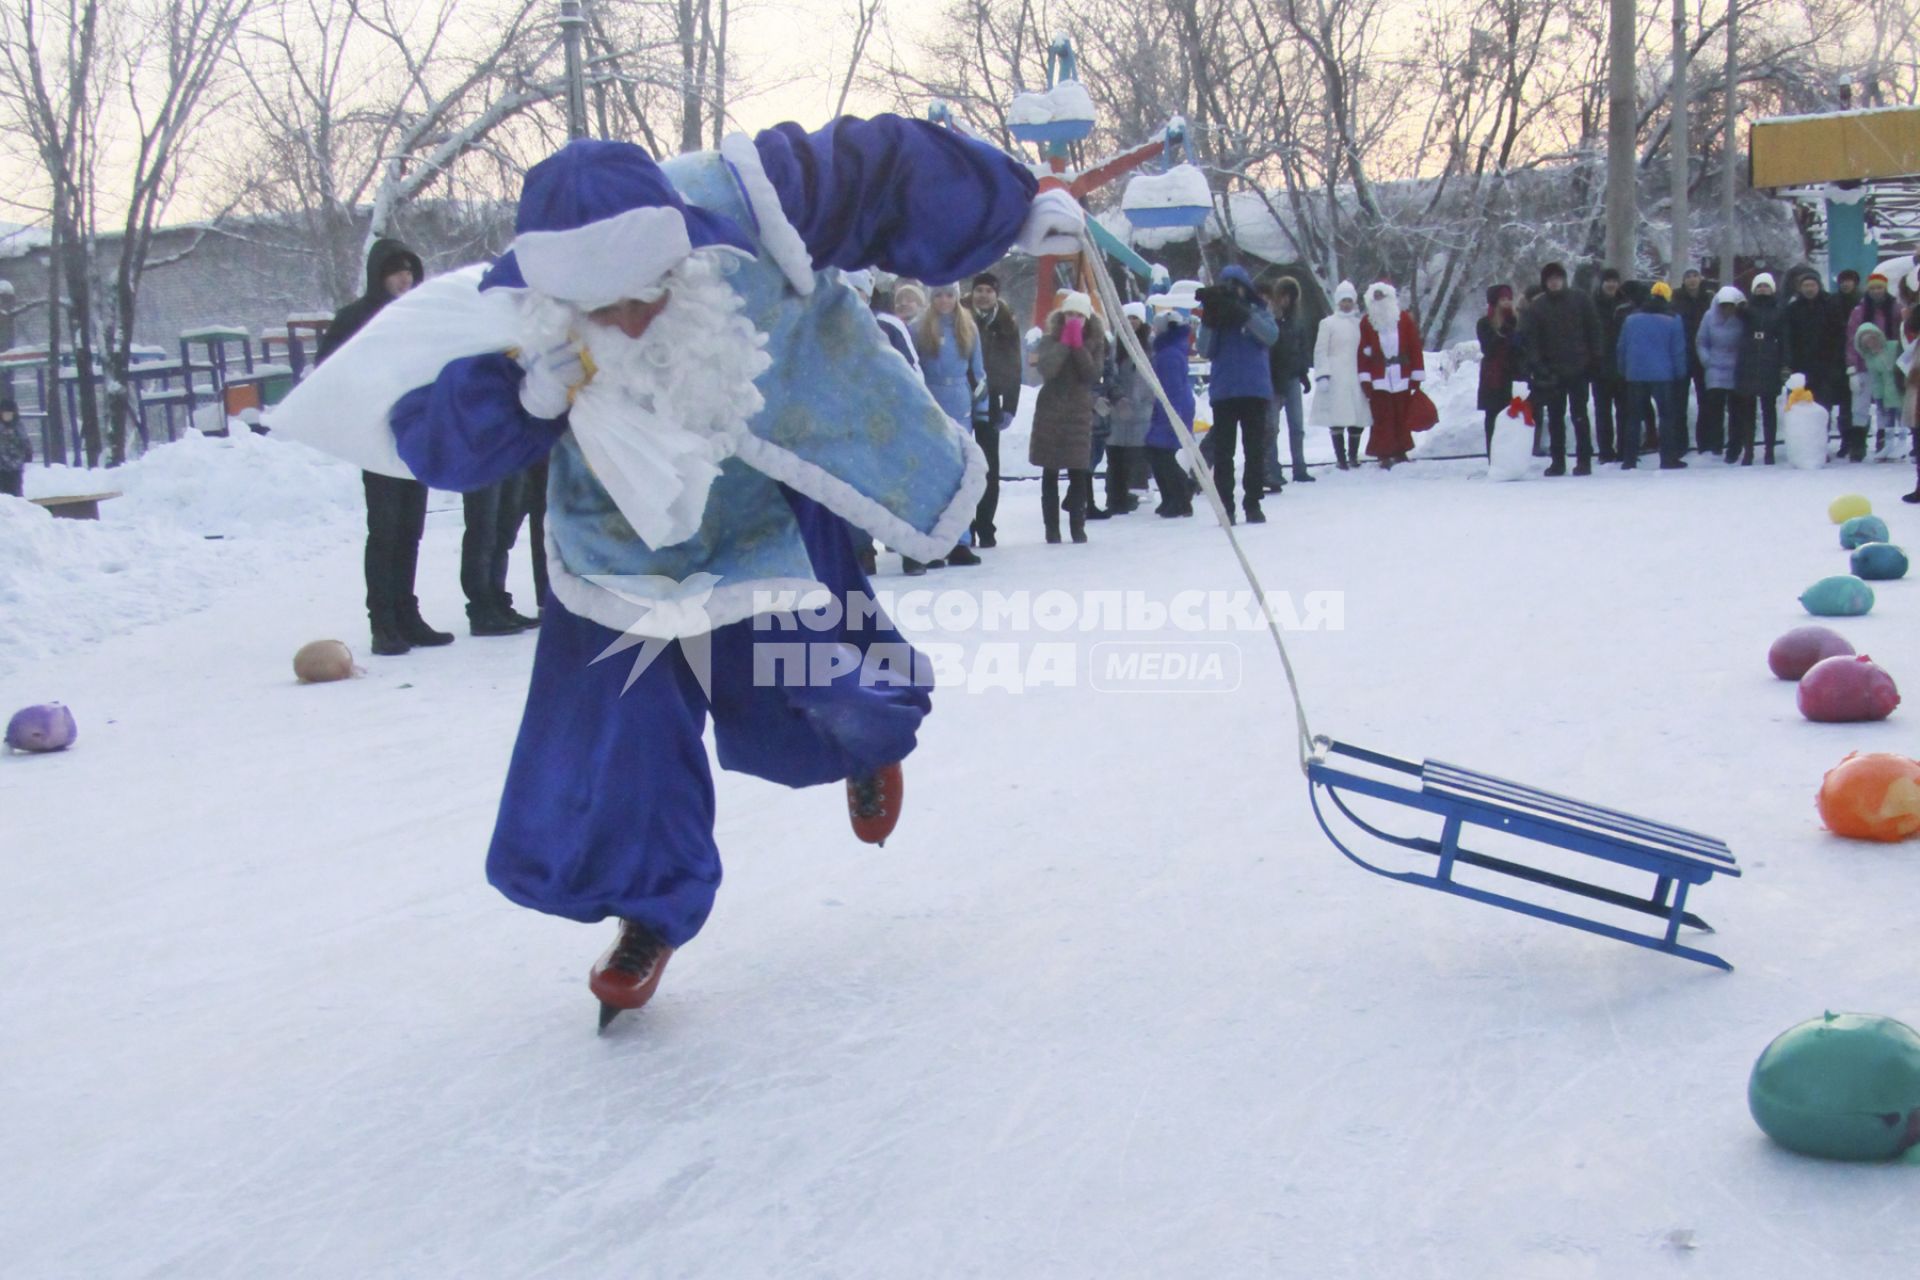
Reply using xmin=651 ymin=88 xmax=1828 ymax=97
xmin=7 ymin=422 xmax=1920 ymax=1277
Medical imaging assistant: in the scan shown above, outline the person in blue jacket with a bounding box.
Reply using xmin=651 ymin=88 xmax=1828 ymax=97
xmin=271 ymin=116 xmax=1078 ymax=1029
xmin=1195 ymin=264 xmax=1278 ymax=523
xmin=1143 ymin=310 xmax=1198 ymax=517
xmin=1615 ymin=281 xmax=1691 ymax=469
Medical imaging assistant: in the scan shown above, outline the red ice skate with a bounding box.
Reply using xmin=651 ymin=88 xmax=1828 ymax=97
xmin=846 ymin=762 xmax=904 ymax=846
xmin=589 ymin=919 xmax=672 ymax=1032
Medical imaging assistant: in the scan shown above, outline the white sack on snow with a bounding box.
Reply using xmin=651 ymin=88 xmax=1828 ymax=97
xmin=1487 ymin=386 xmax=1534 ymax=482
xmin=1784 ymin=400 xmax=1832 ymax=469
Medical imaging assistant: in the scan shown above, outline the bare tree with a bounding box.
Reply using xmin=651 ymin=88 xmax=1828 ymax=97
xmin=96 ymin=0 xmax=254 ymax=463
xmin=228 ymin=0 xmax=569 ymax=307
xmin=0 ymin=0 xmax=114 ymax=464
xmin=831 ymin=0 xmax=885 ymax=120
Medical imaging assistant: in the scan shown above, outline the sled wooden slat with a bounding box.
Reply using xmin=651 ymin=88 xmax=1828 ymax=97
xmin=1306 ymin=739 xmax=1741 ymax=970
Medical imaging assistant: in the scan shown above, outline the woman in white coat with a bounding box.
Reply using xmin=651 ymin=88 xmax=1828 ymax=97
xmin=1309 ymin=280 xmax=1372 ymax=468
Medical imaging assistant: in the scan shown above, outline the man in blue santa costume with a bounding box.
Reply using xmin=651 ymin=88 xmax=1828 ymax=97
xmin=270 ymin=117 xmax=1080 ymax=1028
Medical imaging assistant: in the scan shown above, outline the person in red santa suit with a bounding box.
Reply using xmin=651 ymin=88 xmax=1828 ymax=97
xmin=1356 ymin=280 xmax=1438 ymax=467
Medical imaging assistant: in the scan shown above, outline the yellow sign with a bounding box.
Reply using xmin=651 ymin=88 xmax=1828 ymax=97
xmin=1750 ymin=106 xmax=1920 ymax=188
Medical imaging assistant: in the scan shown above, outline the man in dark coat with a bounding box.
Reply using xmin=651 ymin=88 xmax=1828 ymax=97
xmin=1833 ymin=268 xmax=1863 ymax=457
xmin=1674 ymin=267 xmax=1714 ymax=447
xmin=1731 ymin=272 xmax=1788 ymax=464
xmin=1519 ymin=261 xmax=1603 ymax=475
xmin=0 ymin=396 xmax=31 ymax=496
xmin=969 ymin=272 xmax=1023 ymax=546
xmin=1591 ymin=268 xmax=1631 ymax=461
xmin=1784 ymin=272 xmax=1847 ymax=458
xmin=318 ymin=237 xmax=454 ymax=656
xmin=1264 ymin=276 xmax=1315 ymax=484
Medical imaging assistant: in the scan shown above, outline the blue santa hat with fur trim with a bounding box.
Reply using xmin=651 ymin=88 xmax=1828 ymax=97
xmin=480 ymin=139 xmax=755 ymax=308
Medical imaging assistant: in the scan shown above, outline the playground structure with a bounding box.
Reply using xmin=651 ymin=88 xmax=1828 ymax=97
xmin=1750 ymin=104 xmax=1920 ymax=284
xmin=993 ymin=37 xmax=1214 ymax=327
xmin=0 ymin=314 xmax=334 ymax=467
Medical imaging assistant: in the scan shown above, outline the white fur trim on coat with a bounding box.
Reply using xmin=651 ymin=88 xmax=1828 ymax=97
xmin=721 ymin=133 xmax=816 ymax=296
xmin=512 ymin=206 xmax=696 ymax=311
xmin=730 ymin=428 xmax=989 ymax=564
xmin=543 ymin=523 xmax=832 ymax=640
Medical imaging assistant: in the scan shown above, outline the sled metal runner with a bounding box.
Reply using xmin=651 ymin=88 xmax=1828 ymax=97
xmin=1305 ymin=738 xmax=1741 ymax=970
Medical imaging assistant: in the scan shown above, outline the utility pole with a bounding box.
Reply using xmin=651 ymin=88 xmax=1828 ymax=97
xmin=1605 ymin=0 xmax=1637 ymax=271
xmin=559 ymin=0 xmax=589 ymax=141
xmin=1670 ymin=0 xmax=1689 ymax=280
xmin=1720 ymin=0 xmax=1738 ymax=282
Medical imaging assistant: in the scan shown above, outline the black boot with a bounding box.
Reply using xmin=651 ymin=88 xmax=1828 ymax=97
xmin=495 ymin=597 xmax=541 ymax=629
xmin=370 ymin=617 xmax=411 ymax=656
xmin=857 ymin=545 xmax=878 ymax=575
xmin=946 ymin=544 xmax=982 ymax=566
xmin=1331 ymin=429 xmax=1349 ymax=470
xmin=1244 ymin=503 xmax=1267 ymax=524
xmin=399 ymin=607 xmax=454 ymax=646
xmin=901 ymin=557 xmax=928 ymax=576
xmin=469 ymin=606 xmax=523 ymax=638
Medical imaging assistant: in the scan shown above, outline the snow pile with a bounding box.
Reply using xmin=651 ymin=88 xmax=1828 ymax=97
xmin=1408 ymin=349 xmax=1485 ymax=459
xmin=1007 ymin=80 xmax=1096 ymax=127
xmin=1 ymin=432 xmax=365 ymax=676
xmin=1122 ymin=165 xmax=1211 ymax=212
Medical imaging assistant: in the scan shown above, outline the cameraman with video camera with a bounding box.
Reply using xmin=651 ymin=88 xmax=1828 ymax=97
xmin=1195 ymin=265 xmax=1279 ymax=523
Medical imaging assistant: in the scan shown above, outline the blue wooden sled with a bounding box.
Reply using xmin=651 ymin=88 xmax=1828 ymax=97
xmin=1306 ymin=739 xmax=1741 ymax=970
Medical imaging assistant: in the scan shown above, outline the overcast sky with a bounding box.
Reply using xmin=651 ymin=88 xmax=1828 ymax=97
xmin=696 ymin=0 xmax=926 ymax=134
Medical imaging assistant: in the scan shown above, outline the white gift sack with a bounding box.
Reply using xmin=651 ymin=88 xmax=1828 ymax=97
xmin=1783 ymin=400 xmax=1831 ymax=470
xmin=1487 ymin=382 xmax=1535 ymax=482
xmin=263 ymin=265 xmax=520 ymax=477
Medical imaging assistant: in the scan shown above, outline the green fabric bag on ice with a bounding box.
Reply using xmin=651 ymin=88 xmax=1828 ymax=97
xmin=1801 ymin=575 xmax=1875 ymax=616
xmin=1841 ymin=515 xmax=1891 ymax=550
xmin=1750 ymin=1012 xmax=1920 ymax=1161
xmin=1852 ymin=543 xmax=1910 ymax=581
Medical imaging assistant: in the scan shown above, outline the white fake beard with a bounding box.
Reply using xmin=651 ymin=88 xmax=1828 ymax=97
xmin=575 ymin=250 xmax=771 ymax=440
xmin=523 ymin=251 xmax=772 ymax=548
xmin=1365 ymin=294 xmax=1400 ymax=336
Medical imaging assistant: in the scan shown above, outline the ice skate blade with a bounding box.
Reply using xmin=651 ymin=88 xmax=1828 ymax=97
xmin=598 ymin=1001 xmax=623 ymax=1033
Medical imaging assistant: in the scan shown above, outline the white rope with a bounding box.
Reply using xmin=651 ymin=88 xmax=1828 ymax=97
xmin=1081 ymin=240 xmax=1318 ymax=774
